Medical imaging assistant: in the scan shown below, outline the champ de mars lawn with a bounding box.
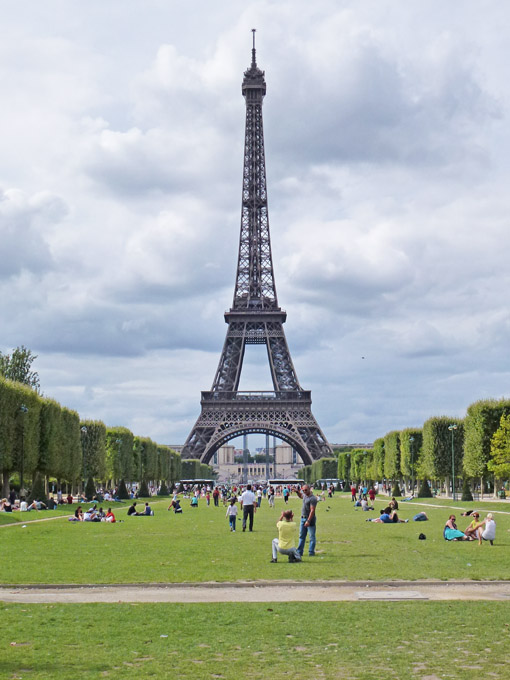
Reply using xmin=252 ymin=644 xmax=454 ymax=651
xmin=2 ymin=494 xmax=510 ymax=680
xmin=1 ymin=493 xmax=509 ymax=584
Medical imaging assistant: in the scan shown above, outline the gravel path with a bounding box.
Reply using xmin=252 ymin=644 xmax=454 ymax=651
xmin=1 ymin=580 xmax=510 ymax=603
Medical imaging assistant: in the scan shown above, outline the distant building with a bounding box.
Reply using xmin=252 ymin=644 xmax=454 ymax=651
xmin=210 ymin=443 xmax=303 ymax=483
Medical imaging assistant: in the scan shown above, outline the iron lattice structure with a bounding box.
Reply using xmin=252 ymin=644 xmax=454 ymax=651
xmin=182 ymin=35 xmax=333 ymax=466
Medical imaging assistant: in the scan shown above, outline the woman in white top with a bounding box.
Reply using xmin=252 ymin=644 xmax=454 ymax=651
xmin=478 ymin=513 xmax=496 ymax=545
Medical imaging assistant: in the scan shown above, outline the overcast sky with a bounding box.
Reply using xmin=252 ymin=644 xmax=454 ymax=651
xmin=1 ymin=1 xmax=509 ymax=451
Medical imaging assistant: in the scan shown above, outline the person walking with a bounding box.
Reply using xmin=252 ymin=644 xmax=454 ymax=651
xmin=241 ymin=484 xmax=256 ymax=532
xmin=268 ymin=486 xmax=275 ymax=508
xmin=226 ymin=497 xmax=238 ymax=531
xmin=295 ymin=484 xmax=318 ymax=557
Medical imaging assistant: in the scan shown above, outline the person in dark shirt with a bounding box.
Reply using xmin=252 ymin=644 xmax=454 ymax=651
xmin=127 ymin=502 xmax=140 ymax=516
xmin=295 ymin=485 xmax=318 ymax=557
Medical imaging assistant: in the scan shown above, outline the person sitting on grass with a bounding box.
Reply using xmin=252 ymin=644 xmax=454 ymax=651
xmin=444 ymin=515 xmax=471 ymax=541
xmin=127 ymin=502 xmax=141 ymax=516
xmin=361 ymin=498 xmax=374 ymax=511
xmin=477 ymin=513 xmax=496 ymax=546
xmin=1 ymin=498 xmax=13 ymax=512
xmin=105 ymin=508 xmax=116 ymax=523
xmin=74 ymin=506 xmax=84 ymax=521
xmin=190 ymin=496 xmax=199 ymax=508
xmin=84 ymin=507 xmax=100 ymax=522
xmin=141 ymin=502 xmax=153 ymax=516
xmin=463 ymin=512 xmax=481 ymax=539
xmin=271 ymin=510 xmax=302 ymax=563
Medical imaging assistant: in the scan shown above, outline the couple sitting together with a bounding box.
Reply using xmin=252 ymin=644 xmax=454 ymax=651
xmin=367 ymin=508 xmax=408 ymax=523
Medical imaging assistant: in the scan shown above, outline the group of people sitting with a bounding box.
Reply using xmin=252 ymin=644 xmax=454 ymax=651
xmin=70 ymin=506 xmax=116 ymax=522
xmin=366 ymin=497 xmax=410 ymax=523
xmin=444 ymin=512 xmax=496 ymax=544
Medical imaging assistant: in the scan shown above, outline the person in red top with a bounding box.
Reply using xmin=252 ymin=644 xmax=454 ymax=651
xmin=105 ymin=508 xmax=116 ymax=523
xmin=368 ymin=487 xmax=376 ymax=504
xmin=351 ymin=485 xmax=356 ymax=502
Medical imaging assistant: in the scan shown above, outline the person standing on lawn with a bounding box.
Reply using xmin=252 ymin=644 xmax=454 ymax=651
xmin=240 ymin=484 xmax=256 ymax=532
xmin=226 ymin=497 xmax=238 ymax=532
xmin=295 ymin=484 xmax=318 ymax=557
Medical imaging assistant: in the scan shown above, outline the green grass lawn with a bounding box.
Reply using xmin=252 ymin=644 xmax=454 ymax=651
xmin=1 ymin=494 xmax=509 ymax=584
xmin=2 ymin=601 xmax=509 ymax=680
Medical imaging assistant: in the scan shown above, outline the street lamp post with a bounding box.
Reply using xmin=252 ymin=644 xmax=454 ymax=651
xmin=409 ymin=436 xmax=415 ymax=496
xmin=448 ymin=424 xmax=458 ymax=500
xmin=115 ymin=439 xmax=122 ymax=490
xmin=80 ymin=426 xmax=88 ymax=494
xmin=19 ymin=404 xmax=28 ymax=499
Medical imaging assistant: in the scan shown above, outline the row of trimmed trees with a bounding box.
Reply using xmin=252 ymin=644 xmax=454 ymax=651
xmin=0 ymin=376 xmax=190 ymax=498
xmin=335 ymin=398 xmax=510 ymax=498
xmin=301 ymin=457 xmax=338 ymax=485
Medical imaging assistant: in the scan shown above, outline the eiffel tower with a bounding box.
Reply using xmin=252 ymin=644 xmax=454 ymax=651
xmin=182 ymin=32 xmax=333 ymax=465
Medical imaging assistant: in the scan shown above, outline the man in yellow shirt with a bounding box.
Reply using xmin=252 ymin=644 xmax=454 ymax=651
xmin=271 ymin=510 xmax=302 ymax=563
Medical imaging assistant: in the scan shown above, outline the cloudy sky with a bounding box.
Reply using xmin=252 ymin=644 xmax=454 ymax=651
xmin=1 ymin=0 xmax=509 ymax=451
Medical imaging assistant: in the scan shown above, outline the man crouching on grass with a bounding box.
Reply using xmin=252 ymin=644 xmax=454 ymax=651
xmin=271 ymin=510 xmax=302 ymax=563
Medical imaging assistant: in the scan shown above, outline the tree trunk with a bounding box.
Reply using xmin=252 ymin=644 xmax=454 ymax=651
xmin=480 ymin=476 xmax=484 ymax=500
xmin=2 ymin=470 xmax=10 ymax=498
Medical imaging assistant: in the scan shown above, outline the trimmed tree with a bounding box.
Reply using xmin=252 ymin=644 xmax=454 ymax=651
xmin=80 ymin=420 xmax=106 ymax=485
xmin=106 ymin=427 xmax=134 ymax=486
xmin=138 ymin=479 xmax=150 ymax=497
xmin=158 ymin=482 xmax=169 ymax=496
xmin=461 ymin=477 xmax=474 ymax=501
xmin=400 ymin=428 xmax=422 ymax=493
xmin=85 ymin=476 xmax=96 ymax=501
xmin=417 ymin=479 xmax=433 ymax=498
xmin=337 ymin=452 xmax=351 ymax=484
xmin=181 ymin=459 xmax=201 ymax=480
xmin=463 ymin=398 xmax=510 ymax=493
xmin=372 ymin=438 xmax=384 ymax=482
xmin=383 ymin=431 xmax=401 ymax=489
xmin=422 ymin=416 xmax=464 ymax=496
xmin=117 ymin=479 xmax=130 ymax=500
xmin=488 ymin=413 xmax=510 ymax=479
xmin=28 ymin=472 xmax=48 ymax=504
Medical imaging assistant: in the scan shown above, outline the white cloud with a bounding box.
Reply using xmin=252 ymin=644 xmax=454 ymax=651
xmin=1 ymin=0 xmax=510 ymax=450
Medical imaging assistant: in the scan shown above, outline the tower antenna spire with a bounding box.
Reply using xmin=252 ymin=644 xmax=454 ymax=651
xmin=251 ymin=28 xmax=257 ymax=67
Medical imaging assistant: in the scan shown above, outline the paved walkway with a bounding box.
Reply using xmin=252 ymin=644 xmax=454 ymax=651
xmin=1 ymin=580 xmax=510 ymax=603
